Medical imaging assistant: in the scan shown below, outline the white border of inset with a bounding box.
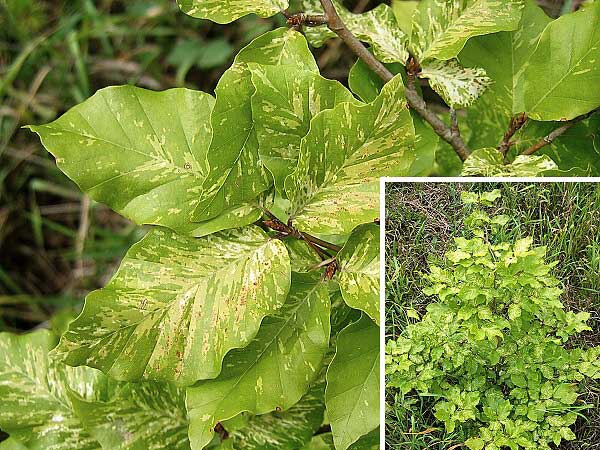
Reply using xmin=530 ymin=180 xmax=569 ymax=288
xmin=379 ymin=176 xmax=600 ymax=449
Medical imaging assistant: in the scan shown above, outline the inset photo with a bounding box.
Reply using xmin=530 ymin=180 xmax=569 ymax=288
xmin=384 ymin=181 xmax=600 ymax=450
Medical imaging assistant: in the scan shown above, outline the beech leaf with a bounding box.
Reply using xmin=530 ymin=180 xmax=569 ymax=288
xmin=177 ymin=0 xmax=288 ymax=24
xmin=28 ymin=87 xmax=215 ymax=235
xmin=337 ymin=223 xmax=380 ymax=325
xmin=0 ymin=330 xmax=106 ymax=450
xmin=285 ymin=74 xmax=415 ymax=236
xmin=186 ymin=275 xmax=330 ymax=450
xmin=326 ymin=315 xmax=379 ymax=450
xmin=192 ymin=28 xmax=318 ymax=224
xmin=54 ymin=226 xmax=291 ymax=387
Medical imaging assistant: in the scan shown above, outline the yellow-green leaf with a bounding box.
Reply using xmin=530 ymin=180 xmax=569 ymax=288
xmin=54 ymin=226 xmax=291 ymax=387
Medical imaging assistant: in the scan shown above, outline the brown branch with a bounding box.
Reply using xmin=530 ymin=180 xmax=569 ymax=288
xmin=498 ymin=112 xmax=528 ymax=158
xmin=450 ymin=109 xmax=459 ymax=138
xmin=319 ymin=0 xmax=393 ymax=82
xmin=405 ymin=80 xmax=471 ymax=161
xmin=261 ymin=209 xmax=341 ymax=254
xmin=310 ymin=0 xmax=471 ymax=161
xmin=521 ymin=108 xmax=600 ymax=156
xmin=283 ymin=11 xmax=329 ymax=28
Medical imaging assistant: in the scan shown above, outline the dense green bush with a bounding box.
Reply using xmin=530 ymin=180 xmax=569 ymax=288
xmin=386 ymin=190 xmax=600 ymax=450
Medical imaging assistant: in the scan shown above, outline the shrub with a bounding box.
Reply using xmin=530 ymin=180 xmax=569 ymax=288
xmin=386 ymin=190 xmax=600 ymax=450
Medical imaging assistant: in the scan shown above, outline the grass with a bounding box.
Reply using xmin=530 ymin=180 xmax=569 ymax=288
xmin=385 ymin=182 xmax=600 ymax=449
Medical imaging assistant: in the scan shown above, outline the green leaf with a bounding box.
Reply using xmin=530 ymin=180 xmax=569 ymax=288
xmin=348 ymin=58 xmax=384 ymax=104
xmin=54 ymin=226 xmax=291 ymax=387
xmin=419 ymin=59 xmax=492 ymax=108
xmin=192 ymin=28 xmax=317 ymax=224
xmin=347 ymin=58 xmax=405 ymax=103
xmin=302 ymin=0 xmax=409 ymax=63
xmin=461 ymin=148 xmax=557 ymax=176
xmin=410 ymin=0 xmax=524 ymax=62
xmin=301 ymin=433 xmax=334 ymax=450
xmin=250 ymin=63 xmax=357 ymax=190
xmin=285 ymin=74 xmax=415 ymax=236
xmin=71 ymin=382 xmax=190 ymax=450
xmin=465 ymin=437 xmax=485 ymax=450
xmin=226 ymin=379 xmax=326 ymax=450
xmin=326 ymin=315 xmax=379 ymax=450
xmin=177 ymin=0 xmax=288 ymax=24
xmin=522 ymin=1 xmax=600 ymax=121
xmin=337 ymin=223 xmax=380 ymax=325
xmin=284 ymin=238 xmax=322 ymax=273
xmin=0 ymin=330 xmax=106 ymax=450
xmin=186 ymin=275 xmax=330 ymax=450
xmin=460 ymin=0 xmax=551 ymax=132
xmin=28 ymin=87 xmax=215 ymax=235
xmin=405 ymin=113 xmax=438 ymax=177
xmin=0 ymin=439 xmax=28 ymax=450
xmin=391 ymin=0 xmax=419 ymax=34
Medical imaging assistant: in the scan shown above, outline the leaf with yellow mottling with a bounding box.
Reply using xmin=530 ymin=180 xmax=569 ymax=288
xmin=177 ymin=0 xmax=288 ymax=24
xmin=28 ymin=87 xmax=215 ymax=236
xmin=186 ymin=275 xmax=330 ymax=450
xmin=192 ymin=28 xmax=318 ymax=224
xmin=410 ymin=0 xmax=524 ymax=62
xmin=225 ymin=379 xmax=326 ymax=450
xmin=337 ymin=224 xmax=380 ymax=325
xmin=419 ymin=59 xmax=492 ymax=108
xmin=325 ymin=315 xmax=379 ymax=450
xmin=250 ymin=63 xmax=358 ymax=191
xmin=302 ymin=0 xmax=409 ymax=63
xmin=0 ymin=330 xmax=106 ymax=450
xmin=53 ymin=226 xmax=291 ymax=387
xmin=461 ymin=148 xmax=558 ymax=176
xmin=71 ymin=382 xmax=190 ymax=450
xmin=285 ymin=74 xmax=415 ymax=236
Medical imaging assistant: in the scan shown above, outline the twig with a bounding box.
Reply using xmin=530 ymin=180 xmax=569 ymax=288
xmin=313 ymin=0 xmax=471 ymax=161
xmin=283 ymin=11 xmax=329 ymax=28
xmin=498 ymin=112 xmax=527 ymax=158
xmin=261 ymin=209 xmax=341 ymax=253
xmin=450 ymin=109 xmax=459 ymax=137
xmin=521 ymin=108 xmax=600 ymax=156
xmin=74 ymin=195 xmax=91 ymax=282
xmin=405 ymin=80 xmax=471 ymax=161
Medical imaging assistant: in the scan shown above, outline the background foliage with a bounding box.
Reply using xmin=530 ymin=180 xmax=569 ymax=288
xmin=385 ymin=182 xmax=600 ymax=449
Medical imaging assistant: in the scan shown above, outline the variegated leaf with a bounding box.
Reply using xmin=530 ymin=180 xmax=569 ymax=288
xmin=325 ymin=315 xmax=379 ymax=450
xmin=419 ymin=59 xmax=492 ymax=108
xmin=461 ymin=147 xmax=558 ymax=176
xmin=249 ymin=63 xmax=357 ymax=190
xmin=337 ymin=223 xmax=380 ymax=325
xmin=28 ymin=87 xmax=215 ymax=235
xmin=522 ymin=1 xmax=600 ymax=121
xmin=71 ymin=382 xmax=190 ymax=450
xmin=284 ymin=74 xmax=415 ymax=237
xmin=302 ymin=0 xmax=409 ymax=63
xmin=225 ymin=379 xmax=326 ymax=450
xmin=0 ymin=330 xmax=106 ymax=450
xmin=177 ymin=0 xmax=288 ymax=24
xmin=54 ymin=226 xmax=291 ymax=387
xmin=186 ymin=275 xmax=330 ymax=450
xmin=192 ymin=28 xmax=318 ymax=223
xmin=410 ymin=0 xmax=524 ymax=62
